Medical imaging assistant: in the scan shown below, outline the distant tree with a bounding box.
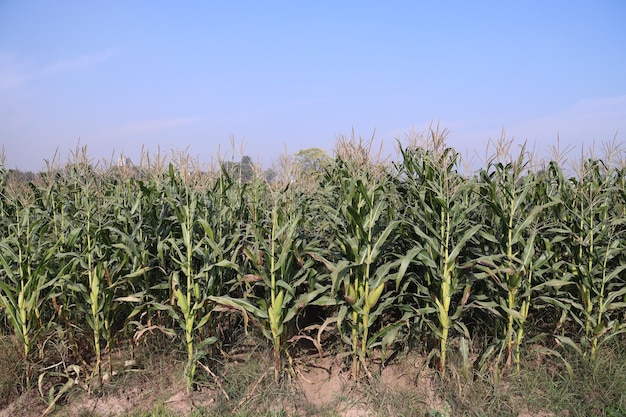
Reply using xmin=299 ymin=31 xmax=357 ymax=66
xmin=240 ymin=155 xmax=255 ymax=183
xmin=7 ymin=169 xmax=37 ymax=184
xmin=294 ymin=148 xmax=331 ymax=177
xmin=264 ymin=167 xmax=277 ymax=184
xmin=222 ymin=155 xmax=256 ymax=183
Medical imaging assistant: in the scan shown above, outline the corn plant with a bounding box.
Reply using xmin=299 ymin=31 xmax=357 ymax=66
xmin=475 ymin=150 xmax=560 ymax=370
xmin=541 ymin=159 xmax=626 ymax=359
xmin=212 ymin=185 xmax=331 ymax=382
xmin=319 ymin=158 xmax=415 ymax=380
xmin=100 ymin=185 xmax=155 ymax=373
xmin=39 ymin=168 xmax=148 ymax=385
xmin=50 ymin=173 xmax=110 ymax=383
xmin=30 ymin=171 xmax=83 ymax=355
xmin=0 ymin=198 xmax=58 ymax=386
xmin=397 ymin=146 xmax=480 ymax=373
xmin=157 ymin=167 xmax=212 ymax=391
xmin=150 ymin=165 xmax=240 ymax=392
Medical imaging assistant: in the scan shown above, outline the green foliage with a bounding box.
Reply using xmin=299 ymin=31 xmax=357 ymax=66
xmin=397 ymin=146 xmax=479 ymax=373
xmin=211 ymin=184 xmax=331 ymax=381
xmin=318 ymin=157 xmax=416 ymax=379
xmin=474 ymin=149 xmax=559 ymax=370
xmin=0 ymin=139 xmax=625 ymax=402
xmin=294 ymin=148 xmax=332 ymax=177
xmin=0 ymin=184 xmax=59 ymax=385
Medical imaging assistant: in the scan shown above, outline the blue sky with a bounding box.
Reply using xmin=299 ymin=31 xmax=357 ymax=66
xmin=1 ymin=1 xmax=625 ymax=171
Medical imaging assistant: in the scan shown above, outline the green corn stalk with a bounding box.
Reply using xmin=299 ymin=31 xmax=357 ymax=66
xmin=150 ymin=165 xmax=236 ymax=392
xmin=212 ymin=187 xmax=330 ymax=382
xmin=48 ymin=168 xmax=154 ymax=385
xmin=265 ymin=202 xmax=293 ymax=381
xmin=540 ymin=159 xmax=626 ymax=359
xmin=56 ymin=177 xmax=110 ymax=383
xmin=0 ymin=200 xmax=58 ymax=386
xmin=34 ymin=171 xmax=82 ymax=356
xmin=320 ymin=159 xmax=414 ymax=380
xmin=116 ymin=163 xmax=243 ymax=380
xmin=161 ymin=169 xmax=203 ymax=391
xmin=63 ymin=175 xmax=115 ymax=384
xmin=398 ymin=146 xmax=479 ymax=373
xmin=475 ymin=151 xmax=558 ymax=371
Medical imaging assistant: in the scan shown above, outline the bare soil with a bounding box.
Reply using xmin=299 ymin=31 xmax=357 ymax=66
xmin=0 ymin=347 xmax=559 ymax=417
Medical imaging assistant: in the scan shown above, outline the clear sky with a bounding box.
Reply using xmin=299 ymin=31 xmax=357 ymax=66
xmin=1 ymin=1 xmax=625 ymax=171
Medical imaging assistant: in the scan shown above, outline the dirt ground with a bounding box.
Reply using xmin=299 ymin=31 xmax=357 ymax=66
xmin=0 ymin=352 xmax=436 ymax=417
xmin=0 ymin=348 xmax=558 ymax=417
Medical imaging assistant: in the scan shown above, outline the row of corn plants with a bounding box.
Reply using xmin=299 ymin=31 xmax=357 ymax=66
xmin=317 ymin=157 xmax=418 ymax=380
xmin=1 ymin=141 xmax=625 ymax=399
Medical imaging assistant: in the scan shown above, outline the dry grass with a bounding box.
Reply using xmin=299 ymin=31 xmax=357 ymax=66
xmin=0 ymin=335 xmax=25 ymax=409
xmin=2 ymin=340 xmax=626 ymax=417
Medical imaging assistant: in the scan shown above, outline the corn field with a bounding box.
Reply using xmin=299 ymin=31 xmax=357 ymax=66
xmin=1 ymin=136 xmax=625 ymax=398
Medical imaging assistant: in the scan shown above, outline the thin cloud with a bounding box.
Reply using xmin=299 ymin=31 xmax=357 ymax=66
xmin=380 ymin=95 xmax=626 ymax=168
xmin=40 ymin=50 xmax=114 ymax=77
xmin=568 ymin=95 xmax=626 ymax=114
xmin=441 ymin=95 xmax=626 ymax=165
xmin=0 ymin=49 xmax=114 ymax=90
xmin=511 ymin=95 xmax=626 ymax=144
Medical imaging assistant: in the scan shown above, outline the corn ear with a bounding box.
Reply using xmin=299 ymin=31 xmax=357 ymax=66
xmin=366 ymin=283 xmax=384 ymax=309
